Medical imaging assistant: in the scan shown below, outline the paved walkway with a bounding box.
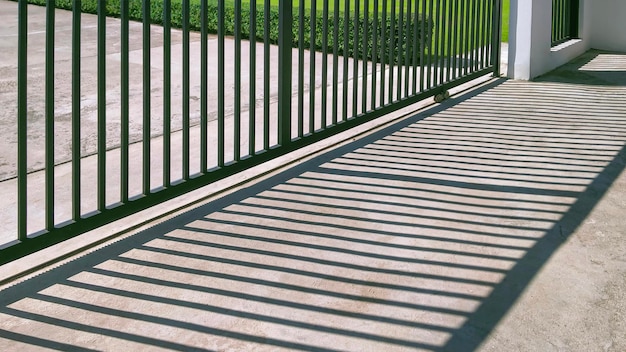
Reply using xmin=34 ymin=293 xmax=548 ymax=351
xmin=1 ymin=50 xmax=625 ymax=351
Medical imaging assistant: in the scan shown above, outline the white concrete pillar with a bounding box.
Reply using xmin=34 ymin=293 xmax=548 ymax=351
xmin=591 ymin=0 xmax=626 ymax=52
xmin=507 ymin=0 xmax=591 ymax=80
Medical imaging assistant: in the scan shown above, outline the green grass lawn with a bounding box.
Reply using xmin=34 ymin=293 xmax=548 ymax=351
xmin=501 ymin=0 xmax=509 ymax=42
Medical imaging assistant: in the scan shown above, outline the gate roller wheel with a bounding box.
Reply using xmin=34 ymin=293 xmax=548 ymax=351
xmin=434 ymin=94 xmax=444 ymax=103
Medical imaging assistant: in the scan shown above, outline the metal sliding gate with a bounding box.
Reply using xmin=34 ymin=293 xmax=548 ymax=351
xmin=1 ymin=0 xmax=502 ymax=263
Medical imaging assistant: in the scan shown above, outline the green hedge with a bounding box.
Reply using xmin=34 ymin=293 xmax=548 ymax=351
xmin=22 ymin=0 xmax=433 ymax=64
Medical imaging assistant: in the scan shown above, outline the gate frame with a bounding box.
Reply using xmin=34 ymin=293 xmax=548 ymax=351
xmin=2 ymin=0 xmax=504 ymax=266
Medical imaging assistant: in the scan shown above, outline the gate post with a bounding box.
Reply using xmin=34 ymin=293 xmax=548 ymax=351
xmin=278 ymin=0 xmax=293 ymax=146
xmin=507 ymin=0 xmax=548 ymax=80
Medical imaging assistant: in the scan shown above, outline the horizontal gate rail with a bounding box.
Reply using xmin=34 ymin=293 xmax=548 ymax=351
xmin=1 ymin=0 xmax=503 ymax=265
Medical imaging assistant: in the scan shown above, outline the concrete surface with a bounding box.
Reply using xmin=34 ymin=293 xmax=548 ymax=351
xmin=507 ymin=0 xmax=593 ymax=80
xmin=0 ymin=50 xmax=625 ymax=351
xmin=0 ymin=1 xmax=504 ymax=243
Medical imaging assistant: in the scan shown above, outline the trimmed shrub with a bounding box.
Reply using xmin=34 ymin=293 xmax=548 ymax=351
xmin=19 ymin=0 xmax=433 ymax=65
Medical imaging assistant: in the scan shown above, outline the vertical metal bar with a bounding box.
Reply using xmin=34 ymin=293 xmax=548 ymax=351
xmin=17 ymin=0 xmax=28 ymax=240
xmin=353 ymin=0 xmax=360 ymax=115
xmin=142 ymin=0 xmax=151 ymax=194
xmin=455 ymin=0 xmax=462 ymax=76
xmin=476 ymin=0 xmax=484 ymax=71
xmin=321 ymin=0 xmax=329 ymax=129
xmin=570 ymin=0 xmax=579 ymax=39
xmin=559 ymin=0 xmax=562 ymax=41
xmin=380 ymin=0 xmax=387 ymax=105
xmin=430 ymin=0 xmax=438 ymax=86
xmin=182 ymin=0 xmax=190 ymax=178
xmin=563 ymin=0 xmax=567 ymax=39
xmin=424 ymin=0 xmax=431 ymax=87
xmin=97 ymin=0 xmax=106 ymax=211
xmin=550 ymin=0 xmax=556 ymax=45
xmin=462 ymin=0 xmax=470 ymax=76
xmin=551 ymin=0 xmax=557 ymax=43
xmin=551 ymin=0 xmax=554 ymax=44
xmin=566 ymin=0 xmax=572 ymax=38
xmin=298 ymin=0 xmax=305 ymax=135
xmin=342 ymin=0 xmax=349 ymax=121
xmin=249 ymin=0 xmax=257 ymax=154
xmin=433 ymin=0 xmax=442 ymax=86
xmin=551 ymin=0 xmax=556 ymax=43
xmin=332 ymin=0 xmax=339 ymax=125
xmin=558 ymin=0 xmax=561 ymax=42
xmin=452 ymin=0 xmax=460 ymax=79
xmin=445 ymin=0 xmax=454 ymax=82
xmin=404 ymin=0 xmax=412 ymax=97
xmin=263 ymin=0 xmax=270 ymax=149
xmin=371 ymin=0 xmax=379 ymax=110
xmin=561 ymin=0 xmax=564 ymax=41
xmin=278 ymin=0 xmax=293 ymax=145
xmin=564 ymin=0 xmax=569 ymax=39
xmin=120 ymin=0 xmax=129 ymax=202
xmin=388 ymin=0 xmax=395 ymax=102
xmin=556 ymin=0 xmax=562 ymax=42
xmin=471 ymin=0 xmax=478 ymax=73
xmin=72 ymin=0 xmax=82 ymax=219
xmin=419 ymin=0 xmax=426 ymax=92
xmin=396 ymin=0 xmax=403 ymax=99
xmin=482 ymin=0 xmax=491 ymax=68
xmin=200 ymin=0 xmax=208 ymax=170
xmin=565 ymin=0 xmax=569 ymax=39
xmin=362 ymin=0 xmax=369 ymax=112
xmin=411 ymin=0 xmax=414 ymax=95
xmin=471 ymin=0 xmax=479 ymax=72
xmin=45 ymin=0 xmax=55 ymax=229
xmin=218 ymin=0 xmax=226 ymax=164
xmin=559 ymin=0 xmax=563 ymax=39
xmin=467 ymin=0 xmax=474 ymax=71
xmin=309 ymin=0 xmax=316 ymax=134
xmin=487 ymin=1 xmax=492 ymax=66
xmin=163 ymin=0 xmax=171 ymax=186
xmin=485 ymin=0 xmax=492 ymax=68
xmin=475 ymin=0 xmax=486 ymax=70
xmin=491 ymin=0 xmax=502 ymax=77
xmin=426 ymin=0 xmax=439 ymax=89
xmin=560 ymin=0 xmax=565 ymax=40
xmin=234 ymin=0 xmax=241 ymax=161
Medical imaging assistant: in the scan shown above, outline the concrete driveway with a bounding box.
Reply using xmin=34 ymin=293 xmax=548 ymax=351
xmin=0 ymin=49 xmax=625 ymax=351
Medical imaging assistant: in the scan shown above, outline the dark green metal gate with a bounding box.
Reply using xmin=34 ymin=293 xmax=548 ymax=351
xmin=551 ymin=0 xmax=579 ymax=46
xmin=1 ymin=0 xmax=503 ymax=264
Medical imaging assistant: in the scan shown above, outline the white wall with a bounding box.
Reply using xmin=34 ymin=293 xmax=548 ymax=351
xmin=591 ymin=0 xmax=626 ymax=52
xmin=507 ymin=0 xmax=593 ymax=79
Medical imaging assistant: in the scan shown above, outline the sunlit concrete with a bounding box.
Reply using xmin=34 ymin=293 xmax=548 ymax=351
xmin=0 ymin=49 xmax=625 ymax=351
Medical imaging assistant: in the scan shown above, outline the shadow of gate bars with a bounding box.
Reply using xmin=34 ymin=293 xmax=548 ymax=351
xmin=1 ymin=0 xmax=503 ymax=264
